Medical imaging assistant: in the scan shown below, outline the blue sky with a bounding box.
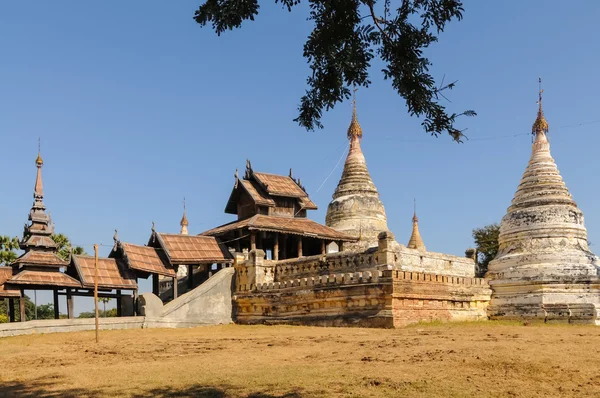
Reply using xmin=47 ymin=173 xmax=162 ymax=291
xmin=2 ymin=1 xmax=600 ymax=313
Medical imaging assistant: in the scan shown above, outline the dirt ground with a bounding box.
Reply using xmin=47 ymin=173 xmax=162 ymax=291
xmin=1 ymin=322 xmax=600 ymax=397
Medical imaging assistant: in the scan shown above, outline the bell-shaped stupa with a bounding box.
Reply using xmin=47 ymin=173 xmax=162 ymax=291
xmin=326 ymin=97 xmax=389 ymax=249
xmin=487 ymin=82 xmax=600 ymax=322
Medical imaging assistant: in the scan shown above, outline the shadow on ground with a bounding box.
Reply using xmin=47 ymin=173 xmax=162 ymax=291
xmin=0 ymin=379 xmax=303 ymax=398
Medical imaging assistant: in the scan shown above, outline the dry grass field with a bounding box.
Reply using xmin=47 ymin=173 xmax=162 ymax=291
xmin=1 ymin=322 xmax=600 ymax=397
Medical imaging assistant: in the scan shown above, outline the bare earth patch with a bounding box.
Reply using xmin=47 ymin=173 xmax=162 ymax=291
xmin=1 ymin=322 xmax=600 ymax=397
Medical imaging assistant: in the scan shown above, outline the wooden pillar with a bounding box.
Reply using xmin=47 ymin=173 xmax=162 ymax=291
xmin=53 ymin=289 xmax=60 ymax=319
xmin=67 ymin=289 xmax=74 ymax=319
xmin=282 ymin=234 xmax=288 ymax=260
xmin=173 ymin=275 xmax=178 ymax=299
xmin=321 ymin=240 xmax=327 ymax=255
xmin=8 ymin=298 xmax=15 ymax=322
xmin=338 ymin=240 xmax=344 ymax=252
xmin=152 ymin=274 xmax=159 ymax=296
xmin=116 ymin=290 xmax=122 ymax=317
xmin=250 ymin=231 xmax=257 ymax=251
xmin=257 ymin=232 xmax=263 ymax=251
xmin=297 ymin=236 xmax=303 ymax=258
xmin=133 ymin=290 xmax=139 ymax=316
xmin=188 ymin=265 xmax=194 ymax=289
xmin=274 ymin=232 xmax=279 ymax=261
xmin=235 ymin=230 xmax=241 ymax=252
xmin=19 ymin=290 xmax=26 ymax=322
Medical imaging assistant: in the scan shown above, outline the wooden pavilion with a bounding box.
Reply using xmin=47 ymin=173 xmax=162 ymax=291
xmin=2 ymin=151 xmax=139 ymax=322
xmin=201 ymin=160 xmax=355 ymax=258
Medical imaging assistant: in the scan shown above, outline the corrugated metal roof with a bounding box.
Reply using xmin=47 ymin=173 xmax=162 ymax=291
xmin=155 ymin=233 xmax=233 ymax=264
xmin=12 ymin=250 xmax=69 ymax=268
xmin=201 ymin=214 xmax=356 ymax=241
xmin=120 ymin=243 xmax=176 ymax=278
xmin=72 ymin=256 xmax=137 ymax=290
xmin=253 ymin=172 xmax=307 ymax=198
xmin=0 ymin=267 xmax=20 ymax=297
xmin=8 ymin=270 xmax=82 ymax=288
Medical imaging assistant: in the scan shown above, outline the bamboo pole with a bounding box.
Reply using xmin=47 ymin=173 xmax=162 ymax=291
xmin=94 ymin=244 xmax=99 ymax=343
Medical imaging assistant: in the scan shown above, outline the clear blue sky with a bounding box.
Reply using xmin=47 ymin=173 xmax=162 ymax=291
xmin=2 ymin=1 xmax=600 ymax=313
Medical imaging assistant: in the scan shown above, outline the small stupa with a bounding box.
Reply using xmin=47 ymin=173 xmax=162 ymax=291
xmin=407 ymin=201 xmax=426 ymax=252
xmin=487 ymin=81 xmax=600 ymax=322
xmin=326 ymin=94 xmax=389 ymax=249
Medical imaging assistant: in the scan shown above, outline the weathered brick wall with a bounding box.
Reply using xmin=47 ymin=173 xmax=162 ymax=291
xmin=235 ymin=270 xmax=394 ymax=328
xmin=234 ymin=268 xmax=492 ymax=328
xmin=391 ymin=271 xmax=491 ymax=327
xmin=395 ymin=247 xmax=476 ymax=278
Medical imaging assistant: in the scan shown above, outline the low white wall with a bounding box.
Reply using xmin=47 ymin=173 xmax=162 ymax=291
xmin=0 ymin=316 xmax=144 ymax=338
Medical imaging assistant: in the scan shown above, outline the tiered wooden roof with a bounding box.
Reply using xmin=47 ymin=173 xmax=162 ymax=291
xmin=225 ymin=161 xmax=317 ymax=215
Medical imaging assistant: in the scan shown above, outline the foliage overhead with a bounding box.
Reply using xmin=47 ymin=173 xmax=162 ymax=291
xmin=0 ymin=235 xmax=19 ymax=266
xmin=51 ymin=233 xmax=87 ymax=261
xmin=472 ymin=223 xmax=500 ymax=277
xmin=194 ymin=0 xmax=475 ymax=142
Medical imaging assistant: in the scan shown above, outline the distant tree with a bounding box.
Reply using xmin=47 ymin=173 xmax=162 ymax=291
xmin=78 ymin=311 xmax=95 ymax=319
xmin=36 ymin=303 xmax=55 ymax=320
xmin=0 ymin=235 xmax=19 ymax=266
xmin=0 ymin=295 xmax=36 ymax=322
xmin=472 ymin=223 xmax=500 ymax=277
xmin=194 ymin=0 xmax=475 ymax=142
xmin=0 ymin=313 xmax=7 ymax=323
xmin=51 ymin=233 xmax=87 ymax=261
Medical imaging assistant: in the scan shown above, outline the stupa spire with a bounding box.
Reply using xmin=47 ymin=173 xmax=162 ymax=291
xmin=347 ymin=88 xmax=363 ymax=140
xmin=326 ymin=92 xmax=389 ymax=249
xmin=407 ymin=199 xmax=426 ymax=251
xmin=532 ymin=77 xmax=549 ymax=136
xmin=180 ymin=197 xmax=189 ymax=235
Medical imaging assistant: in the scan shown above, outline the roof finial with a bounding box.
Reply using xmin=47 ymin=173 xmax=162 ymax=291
xmin=413 ymin=198 xmax=418 ymax=222
xmin=532 ymin=77 xmax=549 ymax=135
xmin=113 ymin=229 xmax=119 ymax=251
xmin=36 ymin=137 xmax=43 ymax=166
xmin=347 ymin=87 xmax=363 ymax=140
xmin=34 ymin=139 xmax=44 ymax=198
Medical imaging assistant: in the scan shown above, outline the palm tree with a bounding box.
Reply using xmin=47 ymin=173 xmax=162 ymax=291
xmin=99 ymin=297 xmax=110 ymax=317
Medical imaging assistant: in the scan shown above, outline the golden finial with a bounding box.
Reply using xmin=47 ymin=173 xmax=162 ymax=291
xmin=532 ymin=77 xmax=549 ymax=134
xmin=35 ymin=138 xmax=43 ymax=166
xmin=347 ymin=87 xmax=363 ymax=140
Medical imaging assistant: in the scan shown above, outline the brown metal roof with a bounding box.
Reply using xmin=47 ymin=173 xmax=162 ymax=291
xmin=201 ymin=214 xmax=356 ymax=241
xmin=253 ymin=172 xmax=307 ymax=198
xmin=0 ymin=267 xmax=20 ymax=298
xmin=241 ymin=180 xmax=275 ymax=206
xmin=72 ymin=255 xmax=137 ymax=290
xmin=7 ymin=269 xmax=82 ymax=288
xmin=12 ymin=250 xmax=69 ymax=268
xmin=120 ymin=243 xmax=176 ymax=278
xmin=154 ymin=233 xmax=233 ymax=264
